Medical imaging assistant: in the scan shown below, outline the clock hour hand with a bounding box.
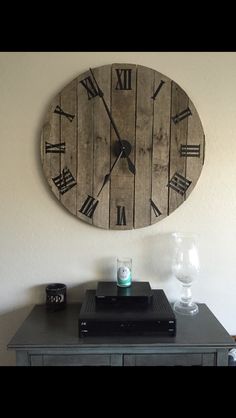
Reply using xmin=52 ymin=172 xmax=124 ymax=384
xmin=89 ymin=68 xmax=136 ymax=175
xmin=96 ymin=149 xmax=123 ymax=198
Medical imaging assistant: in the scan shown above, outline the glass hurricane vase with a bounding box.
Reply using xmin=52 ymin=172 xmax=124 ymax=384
xmin=172 ymin=233 xmax=200 ymax=316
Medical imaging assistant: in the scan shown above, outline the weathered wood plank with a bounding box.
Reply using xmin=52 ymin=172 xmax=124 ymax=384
xmin=92 ymin=65 xmax=111 ymax=229
xmin=41 ymin=95 xmax=61 ymax=200
xmin=60 ymin=79 xmax=77 ymax=215
xmin=77 ymin=70 xmax=98 ymax=225
xmin=185 ymin=99 xmax=205 ymax=199
xmin=151 ymin=71 xmax=171 ymax=223
xmin=134 ymin=65 xmax=154 ymax=229
xmin=168 ymin=82 xmax=189 ymax=215
xmin=110 ymin=63 xmax=136 ymax=229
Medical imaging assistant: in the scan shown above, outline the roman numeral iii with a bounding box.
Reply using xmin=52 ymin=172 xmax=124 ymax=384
xmin=45 ymin=142 xmax=66 ymax=153
xmin=115 ymin=69 xmax=132 ymax=90
xmin=172 ymin=107 xmax=192 ymax=124
xmin=180 ymin=144 xmax=200 ymax=157
xmin=80 ymin=76 xmax=98 ymax=100
xmin=79 ymin=195 xmax=99 ymax=218
xmin=54 ymin=105 xmax=75 ymax=122
xmin=168 ymin=172 xmax=192 ymax=195
xmin=116 ymin=206 xmax=126 ymax=225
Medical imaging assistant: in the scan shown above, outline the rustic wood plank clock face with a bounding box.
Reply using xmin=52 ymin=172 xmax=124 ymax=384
xmin=40 ymin=64 xmax=205 ymax=230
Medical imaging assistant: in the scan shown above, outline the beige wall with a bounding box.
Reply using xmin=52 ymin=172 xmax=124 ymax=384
xmin=0 ymin=52 xmax=236 ymax=365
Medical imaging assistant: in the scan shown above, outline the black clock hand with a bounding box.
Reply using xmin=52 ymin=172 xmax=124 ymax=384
xmin=96 ymin=149 xmax=123 ymax=198
xmin=89 ymin=68 xmax=136 ymax=175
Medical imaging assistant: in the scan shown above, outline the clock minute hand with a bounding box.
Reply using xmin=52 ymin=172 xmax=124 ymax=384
xmin=89 ymin=68 xmax=136 ymax=175
xmin=96 ymin=149 xmax=123 ymax=198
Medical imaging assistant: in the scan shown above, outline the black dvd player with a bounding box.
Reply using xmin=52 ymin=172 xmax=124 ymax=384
xmin=79 ymin=289 xmax=176 ymax=337
xmin=95 ymin=281 xmax=153 ymax=307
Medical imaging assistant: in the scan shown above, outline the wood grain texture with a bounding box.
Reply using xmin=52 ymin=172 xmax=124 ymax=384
xmin=109 ymin=64 xmax=136 ymax=229
xmin=92 ymin=65 xmax=111 ymax=229
xmin=134 ymin=65 xmax=154 ymax=229
xmin=169 ymin=82 xmax=189 ymax=215
xmin=60 ymin=79 xmax=77 ymax=215
xmin=77 ymin=70 xmax=96 ymax=225
xmin=185 ymin=99 xmax=205 ymax=199
xmin=41 ymin=95 xmax=61 ymax=200
xmin=151 ymin=71 xmax=171 ymax=223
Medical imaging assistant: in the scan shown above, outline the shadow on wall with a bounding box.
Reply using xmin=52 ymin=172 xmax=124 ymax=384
xmin=141 ymin=232 xmax=176 ymax=283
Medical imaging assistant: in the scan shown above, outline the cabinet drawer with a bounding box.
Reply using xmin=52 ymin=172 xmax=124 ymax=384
xmin=31 ymin=354 xmax=111 ymax=366
xmin=124 ymin=353 xmax=211 ymax=366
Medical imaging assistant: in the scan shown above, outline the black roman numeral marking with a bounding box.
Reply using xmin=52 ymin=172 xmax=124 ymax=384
xmin=150 ymin=199 xmax=162 ymax=217
xmin=115 ymin=69 xmax=132 ymax=90
xmin=80 ymin=76 xmax=99 ymax=100
xmin=180 ymin=144 xmax=200 ymax=157
xmin=79 ymin=195 xmax=99 ymax=218
xmin=45 ymin=142 xmax=66 ymax=153
xmin=54 ymin=105 xmax=75 ymax=122
xmin=52 ymin=167 xmax=77 ymax=195
xmin=116 ymin=206 xmax=126 ymax=225
xmin=168 ymin=172 xmax=192 ymax=195
xmin=151 ymin=80 xmax=165 ymax=100
xmin=172 ymin=107 xmax=192 ymax=124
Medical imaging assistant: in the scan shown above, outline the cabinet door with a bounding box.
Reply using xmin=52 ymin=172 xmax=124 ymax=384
xmin=30 ymin=354 xmax=122 ymax=366
xmin=44 ymin=354 xmax=111 ymax=366
xmin=124 ymin=353 xmax=215 ymax=366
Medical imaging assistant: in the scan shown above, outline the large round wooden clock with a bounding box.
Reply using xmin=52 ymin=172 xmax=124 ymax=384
xmin=40 ymin=63 xmax=205 ymax=230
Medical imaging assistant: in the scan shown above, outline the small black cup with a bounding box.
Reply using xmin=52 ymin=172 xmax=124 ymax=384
xmin=46 ymin=283 xmax=67 ymax=311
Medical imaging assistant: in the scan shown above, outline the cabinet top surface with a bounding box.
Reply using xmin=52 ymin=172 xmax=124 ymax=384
xmin=8 ymin=302 xmax=235 ymax=349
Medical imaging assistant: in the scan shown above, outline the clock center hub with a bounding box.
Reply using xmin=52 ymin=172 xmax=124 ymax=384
xmin=113 ymin=140 xmax=132 ymax=158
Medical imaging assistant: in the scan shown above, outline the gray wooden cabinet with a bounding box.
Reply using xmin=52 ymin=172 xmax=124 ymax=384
xmin=8 ymin=303 xmax=235 ymax=366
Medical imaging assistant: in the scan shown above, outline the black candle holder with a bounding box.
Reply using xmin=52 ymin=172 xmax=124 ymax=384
xmin=46 ymin=283 xmax=67 ymax=311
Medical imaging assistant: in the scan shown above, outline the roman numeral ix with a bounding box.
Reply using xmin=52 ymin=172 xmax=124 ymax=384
xmin=172 ymin=107 xmax=192 ymax=124
xmin=180 ymin=144 xmax=200 ymax=157
xmin=80 ymin=76 xmax=98 ymax=100
xmin=116 ymin=206 xmax=126 ymax=225
xmin=54 ymin=105 xmax=75 ymax=122
xmin=52 ymin=167 xmax=77 ymax=195
xmin=150 ymin=199 xmax=162 ymax=217
xmin=115 ymin=69 xmax=132 ymax=90
xmin=45 ymin=142 xmax=66 ymax=153
xmin=151 ymin=80 xmax=165 ymax=100
xmin=79 ymin=195 xmax=99 ymax=218
xmin=168 ymin=172 xmax=192 ymax=195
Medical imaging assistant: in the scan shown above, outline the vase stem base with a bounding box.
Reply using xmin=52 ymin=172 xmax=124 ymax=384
xmin=173 ymin=300 xmax=199 ymax=316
